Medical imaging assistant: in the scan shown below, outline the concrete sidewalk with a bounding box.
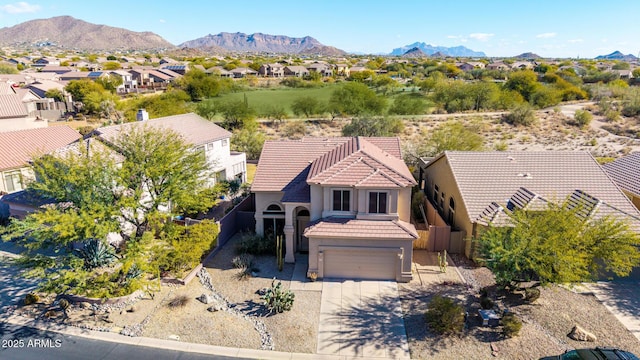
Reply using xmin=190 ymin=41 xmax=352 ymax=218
xmin=317 ymin=279 xmax=410 ymax=359
xmin=587 ymin=281 xmax=640 ymax=341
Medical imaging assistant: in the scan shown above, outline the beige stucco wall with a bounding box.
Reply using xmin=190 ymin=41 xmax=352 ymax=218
xmin=253 ymin=191 xmax=284 ymax=237
xmin=422 ymin=156 xmax=474 ymax=256
xmin=307 ymin=236 xmax=413 ymax=282
xmin=0 ymin=117 xmax=47 ymax=133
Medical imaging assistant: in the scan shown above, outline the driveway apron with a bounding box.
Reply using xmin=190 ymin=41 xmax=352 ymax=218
xmin=317 ymin=279 xmax=410 ymax=359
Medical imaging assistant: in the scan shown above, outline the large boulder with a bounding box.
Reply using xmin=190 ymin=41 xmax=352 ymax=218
xmin=569 ymin=324 xmax=596 ymax=342
xmin=197 ymin=293 xmax=214 ymax=304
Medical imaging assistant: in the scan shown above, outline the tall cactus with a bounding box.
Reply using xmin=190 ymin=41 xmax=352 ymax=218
xmin=276 ymin=235 xmax=283 ymax=271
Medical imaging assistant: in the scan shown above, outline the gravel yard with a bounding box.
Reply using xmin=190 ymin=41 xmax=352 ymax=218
xmin=401 ymin=254 xmax=640 ymax=359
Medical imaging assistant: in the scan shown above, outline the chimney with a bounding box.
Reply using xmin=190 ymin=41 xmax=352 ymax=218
xmin=136 ymin=109 xmax=149 ymax=122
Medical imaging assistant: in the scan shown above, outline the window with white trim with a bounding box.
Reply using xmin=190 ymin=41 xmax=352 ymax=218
xmin=4 ymin=171 xmax=23 ymax=193
xmin=368 ymin=191 xmax=388 ymax=214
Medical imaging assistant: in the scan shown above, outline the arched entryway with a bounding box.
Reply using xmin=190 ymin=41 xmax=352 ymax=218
xmin=294 ymin=207 xmax=310 ymax=253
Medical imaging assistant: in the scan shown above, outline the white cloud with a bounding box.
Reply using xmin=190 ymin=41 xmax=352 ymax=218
xmin=0 ymin=2 xmax=41 ymax=14
xmin=536 ymin=32 xmax=557 ymax=39
xmin=567 ymin=38 xmax=583 ymax=43
xmin=159 ymin=19 xmax=166 ymax=23
xmin=469 ymin=33 xmax=494 ymax=41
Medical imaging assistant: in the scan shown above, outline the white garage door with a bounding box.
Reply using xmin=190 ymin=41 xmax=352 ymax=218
xmin=323 ymin=249 xmax=396 ymax=280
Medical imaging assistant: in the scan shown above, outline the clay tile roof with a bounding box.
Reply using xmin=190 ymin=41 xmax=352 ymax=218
xmin=303 ymin=217 xmax=418 ymax=239
xmin=0 ymin=94 xmax=28 ymax=118
xmin=603 ymin=152 xmax=640 ymax=197
xmin=94 ymin=113 xmax=231 ymax=147
xmin=252 ymin=137 xmax=414 ymax=202
xmin=307 ymin=137 xmax=415 ymax=187
xmin=436 ymin=151 xmax=640 ymax=223
xmin=0 ymin=126 xmax=82 ymax=171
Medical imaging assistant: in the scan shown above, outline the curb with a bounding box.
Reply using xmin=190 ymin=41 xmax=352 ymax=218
xmin=2 ymin=314 xmax=347 ymax=360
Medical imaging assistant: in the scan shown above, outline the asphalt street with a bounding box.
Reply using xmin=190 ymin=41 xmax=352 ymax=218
xmin=0 ymin=323 xmax=248 ymax=360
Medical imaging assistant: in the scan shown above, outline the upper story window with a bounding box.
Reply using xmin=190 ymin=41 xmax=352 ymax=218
xmin=368 ymin=191 xmax=388 ymax=214
xmin=332 ymin=190 xmax=350 ymax=212
xmin=4 ymin=171 xmax=23 ymax=193
xmin=222 ymin=139 xmax=228 ymax=147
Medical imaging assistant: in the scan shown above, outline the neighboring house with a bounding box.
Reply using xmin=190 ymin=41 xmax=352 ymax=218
xmin=486 ymin=62 xmax=510 ymax=71
xmin=0 ymin=83 xmax=46 ymax=132
xmin=206 ymin=66 xmax=233 ymax=77
xmin=33 ymin=57 xmax=60 ymax=67
xmin=109 ymin=70 xmax=137 ymax=93
xmin=417 ymin=151 xmax=640 ymax=257
xmin=603 ymin=152 xmax=640 ymax=210
xmin=39 ymin=66 xmax=74 ymax=74
xmin=333 ymin=63 xmax=350 ymax=77
xmin=93 ymin=112 xmax=246 ymax=186
xmin=258 ymin=63 xmax=284 ymax=77
xmin=307 ymin=63 xmax=333 ymax=77
xmin=0 ymin=126 xmax=81 ymax=194
xmin=162 ymin=65 xmax=188 ymax=75
xmin=252 ymin=137 xmax=417 ymax=282
xmin=283 ymin=65 xmax=309 ymax=77
xmin=230 ymin=67 xmax=258 ymax=78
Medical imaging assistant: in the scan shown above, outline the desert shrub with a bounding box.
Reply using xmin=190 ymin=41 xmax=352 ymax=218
xmin=281 ymin=121 xmax=307 ymax=139
xmin=168 ymin=295 xmax=190 ymax=308
xmin=574 ymin=109 xmax=593 ymax=129
xmin=157 ymin=220 xmax=219 ymax=275
xmin=232 ymin=253 xmax=255 ymax=269
xmin=480 ymin=296 xmax=494 ymax=310
xmin=524 ymin=287 xmax=541 ymax=303
xmin=502 ymin=313 xmax=522 ymax=337
xmin=24 ymin=293 xmax=40 ymax=305
xmin=604 ymin=109 xmax=620 ymax=122
xmin=261 ymin=280 xmax=295 ymax=314
xmin=424 ymin=295 xmax=465 ymax=335
xmin=494 ymin=141 xmax=508 ymax=151
xmin=503 ymin=104 xmax=536 ymax=126
xmin=75 ymin=239 xmax=116 ymax=270
xmin=235 ymin=233 xmax=276 ymax=256
xmin=58 ymin=298 xmax=70 ymax=311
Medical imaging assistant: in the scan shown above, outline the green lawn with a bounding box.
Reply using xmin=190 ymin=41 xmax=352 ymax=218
xmin=210 ymin=86 xmax=337 ymax=116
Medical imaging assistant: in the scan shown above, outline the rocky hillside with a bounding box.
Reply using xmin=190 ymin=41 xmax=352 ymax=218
xmin=179 ymin=32 xmax=346 ymax=55
xmin=402 ymin=47 xmax=427 ymax=58
xmin=0 ymin=16 xmax=174 ymax=50
xmin=596 ymin=51 xmax=638 ymax=61
xmin=390 ymin=42 xmax=486 ymax=57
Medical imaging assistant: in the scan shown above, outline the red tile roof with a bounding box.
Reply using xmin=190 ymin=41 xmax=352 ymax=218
xmin=0 ymin=126 xmax=82 ymax=171
xmin=603 ymin=152 xmax=640 ymax=197
xmin=304 ymin=217 xmax=418 ymax=239
xmin=94 ymin=113 xmax=231 ymax=147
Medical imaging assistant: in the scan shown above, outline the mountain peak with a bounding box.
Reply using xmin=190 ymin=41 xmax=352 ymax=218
xmin=595 ymin=50 xmax=638 ymax=61
xmin=0 ymin=16 xmax=173 ymax=50
xmin=390 ymin=42 xmax=485 ymax=57
xmin=179 ymin=32 xmax=346 ymax=55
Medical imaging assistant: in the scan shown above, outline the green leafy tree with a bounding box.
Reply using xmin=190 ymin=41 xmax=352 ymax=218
xmin=231 ymin=127 xmax=265 ymax=160
xmin=178 ymin=68 xmax=232 ymax=101
xmin=102 ymin=61 xmax=121 ymax=70
xmin=0 ymin=63 xmax=19 ymax=74
xmin=44 ymin=89 xmax=65 ymax=102
xmin=95 ymin=74 xmax=123 ymax=93
xmin=341 ymin=117 xmax=403 ymax=137
xmin=328 ymin=82 xmax=387 ymax=117
xmin=122 ymin=90 xmax=191 ymax=120
xmin=218 ymin=99 xmax=257 ymax=130
xmin=504 ymin=70 xmax=539 ymax=101
xmin=409 ymin=121 xmax=483 ymax=164
xmin=291 ymin=96 xmax=322 ymax=118
xmin=479 ymin=203 xmax=640 ymax=287
xmin=388 ymin=94 xmax=429 ymax=115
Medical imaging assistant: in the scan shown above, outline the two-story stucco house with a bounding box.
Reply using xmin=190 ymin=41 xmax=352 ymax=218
xmin=252 ymin=137 xmax=417 ymax=282
xmin=93 ymin=112 xmax=246 ymax=185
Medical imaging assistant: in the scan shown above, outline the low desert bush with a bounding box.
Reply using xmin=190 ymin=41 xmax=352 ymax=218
xmin=168 ymin=295 xmax=190 ymax=308
xmin=502 ymin=313 xmax=522 ymax=338
xmin=480 ymin=296 xmax=494 ymax=310
xmin=424 ymin=295 xmax=465 ymax=335
xmin=504 ymin=104 xmax=536 ymax=126
xmin=524 ymin=287 xmax=541 ymax=303
xmin=235 ymin=233 xmax=276 ymax=256
xmin=24 ymin=293 xmax=40 ymax=305
xmin=574 ymin=109 xmax=593 ymax=129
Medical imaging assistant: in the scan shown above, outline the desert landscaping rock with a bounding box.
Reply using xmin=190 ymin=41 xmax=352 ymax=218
xmin=197 ymin=293 xmax=214 ymax=304
xmin=569 ymin=324 xmax=597 ymax=342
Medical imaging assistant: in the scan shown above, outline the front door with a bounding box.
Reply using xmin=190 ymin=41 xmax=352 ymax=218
xmin=297 ymin=216 xmax=310 ymax=252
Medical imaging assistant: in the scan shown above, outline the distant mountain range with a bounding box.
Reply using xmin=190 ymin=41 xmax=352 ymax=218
xmin=595 ymin=51 xmax=638 ymax=61
xmin=0 ymin=16 xmax=174 ymax=51
xmin=390 ymin=42 xmax=486 ymax=57
xmin=179 ymin=32 xmax=346 ymax=55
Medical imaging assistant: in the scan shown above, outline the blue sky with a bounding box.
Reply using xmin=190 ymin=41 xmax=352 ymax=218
xmin=0 ymin=1 xmax=637 ymax=58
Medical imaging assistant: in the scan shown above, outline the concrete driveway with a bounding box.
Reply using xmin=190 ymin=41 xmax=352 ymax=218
xmin=317 ymin=279 xmax=410 ymax=359
xmin=588 ymin=280 xmax=640 ymax=341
